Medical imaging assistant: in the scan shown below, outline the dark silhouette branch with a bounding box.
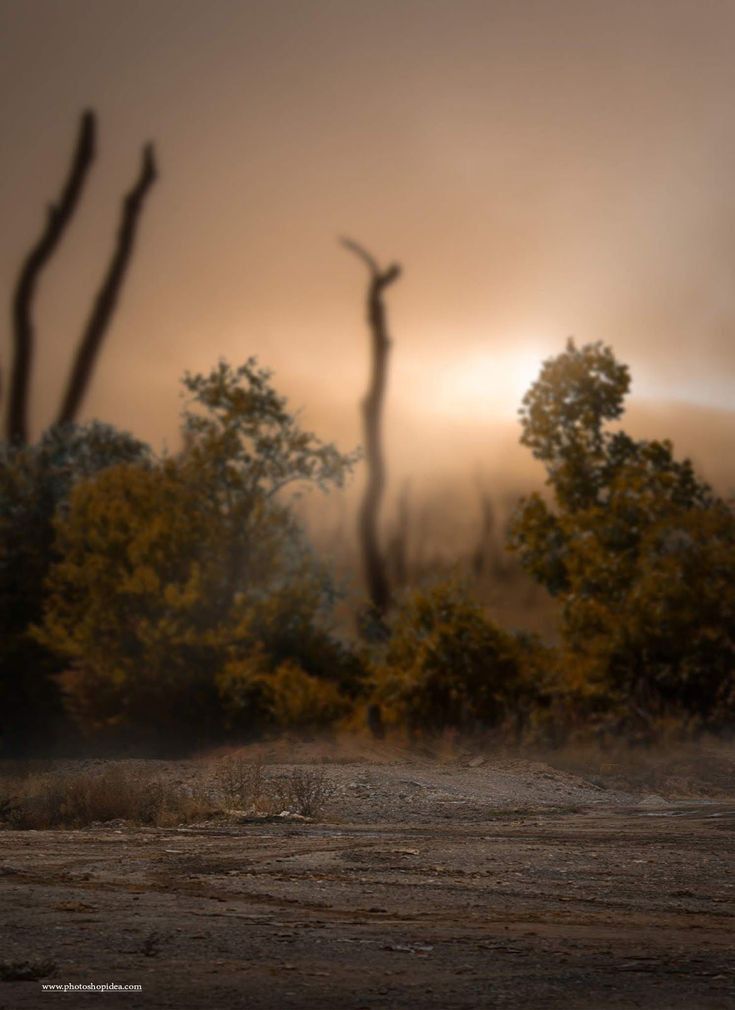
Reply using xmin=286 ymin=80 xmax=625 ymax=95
xmin=7 ymin=110 xmax=96 ymax=443
xmin=341 ymin=237 xmax=401 ymax=622
xmin=57 ymin=143 xmax=157 ymax=427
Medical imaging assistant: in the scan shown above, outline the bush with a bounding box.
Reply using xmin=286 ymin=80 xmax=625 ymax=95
xmin=373 ymin=582 xmax=525 ymax=734
xmin=218 ymin=657 xmax=351 ymax=736
xmin=272 ymin=768 xmax=335 ymax=818
xmin=211 ymin=754 xmax=265 ymax=810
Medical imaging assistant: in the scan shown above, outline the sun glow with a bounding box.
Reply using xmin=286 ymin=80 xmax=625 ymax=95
xmin=425 ymin=345 xmax=546 ymax=421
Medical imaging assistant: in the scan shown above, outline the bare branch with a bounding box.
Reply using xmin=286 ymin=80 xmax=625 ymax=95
xmin=340 ymin=236 xmax=379 ymax=275
xmin=57 ymin=144 xmax=157 ymax=427
xmin=6 ymin=111 xmax=96 ymax=443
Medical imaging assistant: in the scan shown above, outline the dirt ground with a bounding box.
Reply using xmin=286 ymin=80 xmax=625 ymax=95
xmin=2 ymin=742 xmax=734 ymax=1009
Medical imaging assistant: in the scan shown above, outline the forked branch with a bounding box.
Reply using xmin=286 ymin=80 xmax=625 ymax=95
xmin=57 ymin=143 xmax=157 ymax=426
xmin=7 ymin=111 xmax=96 ymax=443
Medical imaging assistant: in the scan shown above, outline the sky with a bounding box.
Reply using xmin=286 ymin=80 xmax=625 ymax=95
xmin=2 ymin=0 xmax=735 ymax=496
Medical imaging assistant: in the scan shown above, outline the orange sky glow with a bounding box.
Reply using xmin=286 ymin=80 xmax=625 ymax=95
xmin=2 ymin=0 xmax=735 ymax=498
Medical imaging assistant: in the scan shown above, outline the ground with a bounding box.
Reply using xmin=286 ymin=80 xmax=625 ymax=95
xmin=1 ymin=741 xmax=734 ymax=1009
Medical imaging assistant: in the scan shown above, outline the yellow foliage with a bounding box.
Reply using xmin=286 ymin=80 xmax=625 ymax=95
xmin=511 ymin=341 xmax=735 ymax=730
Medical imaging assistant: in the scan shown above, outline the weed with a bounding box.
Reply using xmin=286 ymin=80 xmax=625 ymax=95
xmin=273 ymin=768 xmax=335 ymax=818
xmin=212 ymin=755 xmax=265 ymax=811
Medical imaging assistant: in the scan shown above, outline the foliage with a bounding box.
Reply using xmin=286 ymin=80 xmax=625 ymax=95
xmin=517 ymin=339 xmax=630 ymax=511
xmin=373 ymin=582 xmax=525 ymax=733
xmin=38 ymin=361 xmax=362 ymax=748
xmin=510 ymin=339 xmax=735 ymax=728
xmin=180 ymin=358 xmax=359 ymax=499
xmin=218 ymin=658 xmax=349 ymax=735
xmin=0 ymin=422 xmax=149 ymax=754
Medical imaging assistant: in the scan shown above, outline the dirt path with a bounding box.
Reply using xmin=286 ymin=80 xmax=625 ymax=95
xmin=2 ymin=757 xmax=734 ymax=1009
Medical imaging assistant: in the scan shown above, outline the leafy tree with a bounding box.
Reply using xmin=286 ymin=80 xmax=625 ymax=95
xmin=180 ymin=359 xmax=357 ymax=499
xmin=38 ymin=361 xmax=362 ymax=749
xmin=0 ymin=422 xmax=149 ymax=754
xmin=509 ymin=339 xmax=735 ymax=729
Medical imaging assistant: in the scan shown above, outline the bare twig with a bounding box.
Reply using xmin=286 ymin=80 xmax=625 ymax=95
xmin=57 ymin=144 xmax=157 ymax=426
xmin=7 ymin=111 xmax=96 ymax=443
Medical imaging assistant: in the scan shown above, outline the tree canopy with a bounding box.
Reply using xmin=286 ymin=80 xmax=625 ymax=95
xmin=35 ymin=361 xmax=362 ymax=749
xmin=510 ymin=340 xmax=735 ymax=730
xmin=0 ymin=422 xmax=149 ymax=752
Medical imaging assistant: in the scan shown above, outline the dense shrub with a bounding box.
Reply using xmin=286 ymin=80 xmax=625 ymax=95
xmin=373 ymin=582 xmax=526 ymax=734
xmin=218 ymin=658 xmax=350 ymax=735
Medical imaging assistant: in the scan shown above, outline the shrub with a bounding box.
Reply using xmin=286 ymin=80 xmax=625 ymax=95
xmin=374 ymin=582 xmax=525 ymax=734
xmin=272 ymin=768 xmax=335 ymax=818
xmin=218 ymin=657 xmax=351 ymax=736
xmin=212 ymin=754 xmax=265 ymax=810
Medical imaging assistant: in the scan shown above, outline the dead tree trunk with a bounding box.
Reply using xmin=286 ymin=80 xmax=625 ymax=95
xmin=341 ymin=238 xmax=401 ymax=625
xmin=3 ymin=111 xmax=157 ymax=443
xmin=7 ymin=111 xmax=96 ymax=444
xmin=57 ymin=144 xmax=157 ymax=426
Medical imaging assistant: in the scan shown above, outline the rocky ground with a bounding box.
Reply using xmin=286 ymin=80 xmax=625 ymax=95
xmin=1 ymin=741 xmax=734 ymax=1009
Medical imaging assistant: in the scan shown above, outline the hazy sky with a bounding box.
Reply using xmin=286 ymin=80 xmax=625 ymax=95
xmin=3 ymin=0 xmax=735 ymax=491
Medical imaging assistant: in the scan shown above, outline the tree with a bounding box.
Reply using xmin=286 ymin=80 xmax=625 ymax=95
xmin=38 ymin=361 xmax=362 ymax=749
xmin=509 ymin=340 xmax=735 ymax=729
xmin=1 ymin=109 xmax=156 ymax=752
xmin=0 ymin=422 xmax=149 ymax=754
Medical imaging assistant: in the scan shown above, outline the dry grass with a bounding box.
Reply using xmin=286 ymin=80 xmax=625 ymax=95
xmin=0 ymin=757 xmax=339 ymax=829
xmin=271 ymin=767 xmax=335 ymax=818
xmin=210 ymin=754 xmax=266 ymax=812
xmin=525 ymin=737 xmax=735 ymax=798
xmin=0 ymin=766 xmax=213 ymax=830
xmin=208 ymin=753 xmax=335 ymax=818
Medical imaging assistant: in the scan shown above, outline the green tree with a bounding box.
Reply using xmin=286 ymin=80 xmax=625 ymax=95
xmin=509 ymin=340 xmax=735 ymax=730
xmin=38 ymin=361 xmax=362 ymax=749
xmin=0 ymin=422 xmax=149 ymax=754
